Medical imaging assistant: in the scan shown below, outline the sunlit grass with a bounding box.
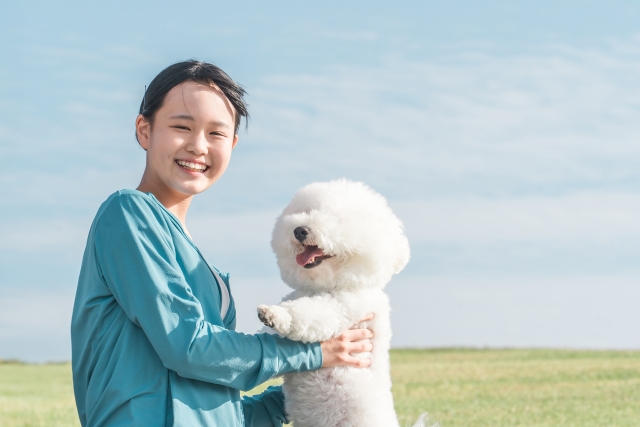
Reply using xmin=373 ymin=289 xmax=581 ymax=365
xmin=391 ymin=349 xmax=640 ymax=427
xmin=0 ymin=361 xmax=78 ymax=427
xmin=1 ymin=349 xmax=639 ymax=426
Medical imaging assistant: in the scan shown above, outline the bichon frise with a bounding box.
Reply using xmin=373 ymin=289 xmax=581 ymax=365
xmin=257 ymin=179 xmax=436 ymax=427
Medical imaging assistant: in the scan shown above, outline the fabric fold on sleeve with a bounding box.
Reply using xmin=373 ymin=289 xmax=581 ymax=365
xmin=242 ymin=386 xmax=289 ymax=427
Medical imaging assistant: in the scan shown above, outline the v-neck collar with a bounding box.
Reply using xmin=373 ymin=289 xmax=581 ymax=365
xmin=140 ymin=190 xmax=234 ymax=325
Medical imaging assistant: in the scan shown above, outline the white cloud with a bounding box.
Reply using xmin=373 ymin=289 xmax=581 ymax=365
xmin=189 ymin=209 xmax=281 ymax=255
xmin=6 ymin=273 xmax=636 ymax=363
xmin=394 ymin=191 xmax=640 ymax=243
xmin=320 ymin=30 xmax=378 ymax=41
xmin=6 ymin=36 xmax=640 ymax=217
xmin=230 ymin=40 xmax=640 ymax=200
xmin=0 ymin=167 xmax=143 ymax=212
xmin=0 ymin=218 xmax=90 ymax=254
xmin=189 ymin=190 xmax=640 ymax=278
xmin=189 ymin=190 xmax=640 ymax=255
xmin=4 ymin=32 xmax=640 ymax=360
xmin=387 ymin=275 xmax=640 ymax=349
xmin=0 ymin=287 xmax=75 ymax=362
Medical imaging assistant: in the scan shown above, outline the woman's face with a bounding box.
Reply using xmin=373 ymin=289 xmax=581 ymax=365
xmin=136 ymin=81 xmax=239 ymax=198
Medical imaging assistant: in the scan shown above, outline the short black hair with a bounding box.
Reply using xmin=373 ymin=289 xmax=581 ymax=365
xmin=137 ymin=60 xmax=249 ymax=141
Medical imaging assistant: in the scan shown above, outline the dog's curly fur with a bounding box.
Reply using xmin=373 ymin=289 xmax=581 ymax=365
xmin=257 ymin=179 xmax=436 ymax=427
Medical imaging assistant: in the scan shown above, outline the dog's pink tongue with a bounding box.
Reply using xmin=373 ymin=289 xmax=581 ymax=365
xmin=296 ymin=246 xmax=324 ymax=266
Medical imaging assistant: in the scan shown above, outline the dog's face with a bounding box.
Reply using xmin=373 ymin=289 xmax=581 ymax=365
xmin=271 ymin=180 xmax=410 ymax=292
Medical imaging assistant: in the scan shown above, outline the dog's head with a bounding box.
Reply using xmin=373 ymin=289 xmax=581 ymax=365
xmin=271 ymin=179 xmax=410 ymax=292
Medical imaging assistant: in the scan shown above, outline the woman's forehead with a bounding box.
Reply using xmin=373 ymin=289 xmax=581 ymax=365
xmin=160 ymin=81 xmax=235 ymax=122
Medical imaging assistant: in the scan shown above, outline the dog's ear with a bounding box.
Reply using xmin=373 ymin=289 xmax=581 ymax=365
xmin=391 ymin=235 xmax=411 ymax=274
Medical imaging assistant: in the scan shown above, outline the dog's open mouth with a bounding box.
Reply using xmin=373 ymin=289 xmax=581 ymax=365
xmin=296 ymin=245 xmax=333 ymax=269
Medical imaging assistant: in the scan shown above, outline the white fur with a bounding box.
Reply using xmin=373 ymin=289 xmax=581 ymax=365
xmin=258 ymin=179 xmax=435 ymax=427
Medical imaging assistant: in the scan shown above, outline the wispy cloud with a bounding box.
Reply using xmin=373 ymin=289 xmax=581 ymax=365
xmin=395 ymin=191 xmax=640 ymax=243
xmin=4 ymin=22 xmax=640 ymax=357
xmin=0 ymin=218 xmax=90 ymax=253
xmin=388 ymin=275 xmax=640 ymax=349
xmin=190 ymin=191 xmax=640 ymax=278
xmin=320 ymin=30 xmax=378 ymax=41
xmin=0 ymin=288 xmax=75 ymax=362
xmin=229 ymin=39 xmax=640 ymax=201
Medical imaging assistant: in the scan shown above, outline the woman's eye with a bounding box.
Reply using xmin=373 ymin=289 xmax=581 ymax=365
xmin=173 ymin=125 xmax=190 ymax=130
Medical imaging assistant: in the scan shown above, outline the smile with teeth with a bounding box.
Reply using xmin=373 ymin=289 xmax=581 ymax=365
xmin=296 ymin=245 xmax=333 ymax=269
xmin=176 ymin=159 xmax=208 ymax=172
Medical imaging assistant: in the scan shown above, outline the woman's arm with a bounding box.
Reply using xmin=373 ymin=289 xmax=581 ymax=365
xmin=94 ymin=193 xmax=322 ymax=391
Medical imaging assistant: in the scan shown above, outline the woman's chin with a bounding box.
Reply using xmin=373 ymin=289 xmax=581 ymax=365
xmin=156 ymin=176 xmax=210 ymax=197
xmin=173 ymin=182 xmax=210 ymax=196
xmin=160 ymin=171 xmax=218 ymax=197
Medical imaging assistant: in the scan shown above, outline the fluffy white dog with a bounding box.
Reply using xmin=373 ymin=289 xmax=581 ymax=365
xmin=257 ymin=179 xmax=436 ymax=427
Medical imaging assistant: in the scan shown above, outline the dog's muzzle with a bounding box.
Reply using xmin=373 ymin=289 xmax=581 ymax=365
xmin=293 ymin=226 xmax=333 ymax=268
xmin=294 ymin=226 xmax=311 ymax=243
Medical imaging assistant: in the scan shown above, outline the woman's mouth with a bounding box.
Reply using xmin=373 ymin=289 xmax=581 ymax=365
xmin=176 ymin=160 xmax=208 ymax=173
xmin=296 ymin=245 xmax=333 ymax=269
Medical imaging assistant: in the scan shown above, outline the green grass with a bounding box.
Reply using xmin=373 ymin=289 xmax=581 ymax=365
xmin=391 ymin=349 xmax=640 ymax=427
xmin=1 ymin=349 xmax=639 ymax=426
xmin=0 ymin=361 xmax=78 ymax=427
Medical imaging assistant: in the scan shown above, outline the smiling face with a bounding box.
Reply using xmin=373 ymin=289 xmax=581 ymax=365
xmin=136 ymin=80 xmax=238 ymax=203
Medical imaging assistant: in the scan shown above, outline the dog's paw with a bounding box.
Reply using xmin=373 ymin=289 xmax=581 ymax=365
xmin=257 ymin=305 xmax=292 ymax=334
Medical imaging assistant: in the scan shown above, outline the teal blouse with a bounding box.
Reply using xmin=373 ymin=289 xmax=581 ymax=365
xmin=71 ymin=190 xmax=322 ymax=427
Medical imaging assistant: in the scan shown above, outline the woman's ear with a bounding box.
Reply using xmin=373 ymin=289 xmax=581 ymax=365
xmin=232 ymin=133 xmax=239 ymax=149
xmin=135 ymin=114 xmax=151 ymax=151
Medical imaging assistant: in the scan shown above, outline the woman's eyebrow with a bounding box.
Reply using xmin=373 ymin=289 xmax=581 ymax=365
xmin=169 ymin=114 xmax=230 ymax=128
xmin=211 ymin=120 xmax=231 ymax=129
xmin=169 ymin=114 xmax=195 ymax=120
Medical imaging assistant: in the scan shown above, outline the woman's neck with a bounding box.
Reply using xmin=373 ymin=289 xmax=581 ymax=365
xmin=137 ymin=180 xmax=193 ymax=234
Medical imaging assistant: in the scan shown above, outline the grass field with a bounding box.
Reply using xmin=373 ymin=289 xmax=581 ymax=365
xmin=1 ymin=349 xmax=639 ymax=427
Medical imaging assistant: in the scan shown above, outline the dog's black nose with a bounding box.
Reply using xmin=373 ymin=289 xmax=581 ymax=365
xmin=293 ymin=226 xmax=310 ymax=242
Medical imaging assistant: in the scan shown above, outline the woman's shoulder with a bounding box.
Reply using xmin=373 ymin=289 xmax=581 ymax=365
xmin=85 ymin=190 xmax=179 ymax=261
xmin=94 ymin=189 xmax=169 ymax=231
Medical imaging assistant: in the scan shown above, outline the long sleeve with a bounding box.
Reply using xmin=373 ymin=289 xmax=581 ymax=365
xmin=93 ymin=193 xmax=322 ymax=391
xmin=242 ymin=386 xmax=289 ymax=427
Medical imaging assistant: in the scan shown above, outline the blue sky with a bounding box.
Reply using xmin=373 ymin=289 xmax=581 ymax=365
xmin=2 ymin=1 xmax=640 ymax=361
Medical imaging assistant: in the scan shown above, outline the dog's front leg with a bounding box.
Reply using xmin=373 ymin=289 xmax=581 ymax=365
xmin=257 ymin=292 xmax=370 ymax=342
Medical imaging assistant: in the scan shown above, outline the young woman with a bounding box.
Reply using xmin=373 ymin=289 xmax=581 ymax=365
xmin=71 ymin=61 xmax=374 ymax=427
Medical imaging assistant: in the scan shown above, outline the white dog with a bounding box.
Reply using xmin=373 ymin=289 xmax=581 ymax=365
xmin=257 ymin=179 xmax=436 ymax=427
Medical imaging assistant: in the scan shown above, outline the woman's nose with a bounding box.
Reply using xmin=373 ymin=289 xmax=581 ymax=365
xmin=186 ymin=131 xmax=208 ymax=155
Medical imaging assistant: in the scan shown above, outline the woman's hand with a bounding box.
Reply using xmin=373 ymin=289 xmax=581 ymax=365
xmin=320 ymin=313 xmax=375 ymax=368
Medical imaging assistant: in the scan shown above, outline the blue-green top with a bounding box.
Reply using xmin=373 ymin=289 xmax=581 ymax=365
xmin=71 ymin=190 xmax=322 ymax=427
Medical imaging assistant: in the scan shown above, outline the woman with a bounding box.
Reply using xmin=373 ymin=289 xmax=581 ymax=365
xmin=71 ymin=60 xmax=374 ymax=427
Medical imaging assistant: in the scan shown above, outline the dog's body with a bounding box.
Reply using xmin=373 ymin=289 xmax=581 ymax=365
xmin=257 ymin=180 xmax=427 ymax=427
xmin=264 ymin=288 xmax=395 ymax=426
